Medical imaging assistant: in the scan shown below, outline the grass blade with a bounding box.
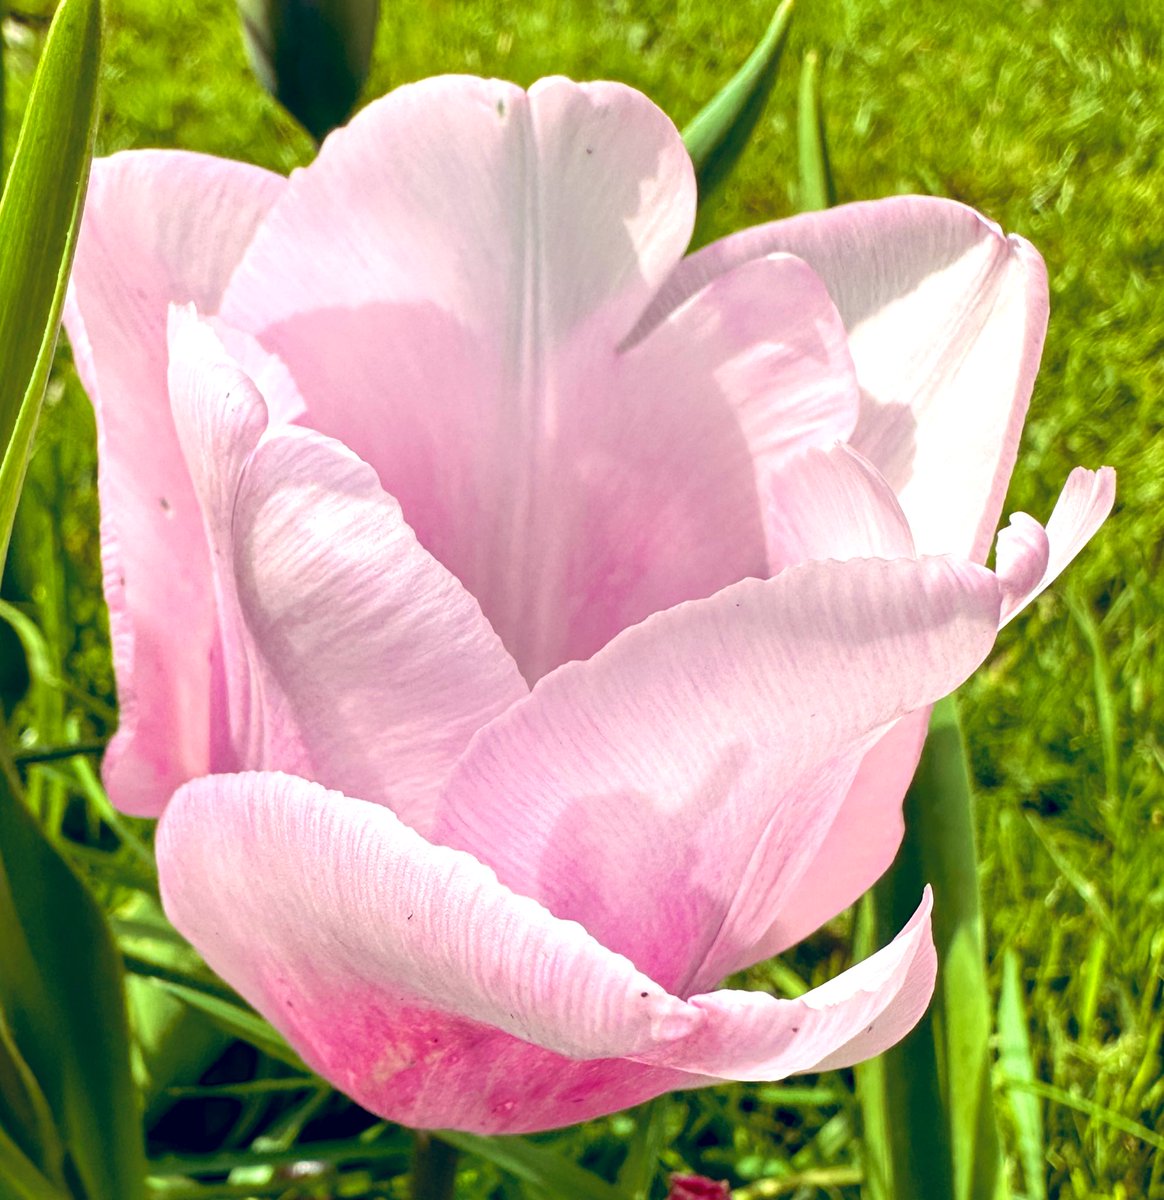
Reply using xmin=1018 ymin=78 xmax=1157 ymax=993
xmin=439 ymin=1130 xmax=628 ymax=1200
xmin=997 ymin=951 xmax=1045 ymax=1200
xmin=0 ymin=0 xmax=102 ymax=566
xmin=682 ymin=0 xmax=794 ymax=202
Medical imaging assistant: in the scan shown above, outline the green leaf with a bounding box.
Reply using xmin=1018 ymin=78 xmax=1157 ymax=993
xmin=238 ymin=0 xmax=380 ymax=142
xmin=796 ymin=50 xmax=834 ymax=211
xmin=0 ymin=1121 xmax=71 ymax=1200
xmin=997 ymin=951 xmax=1046 ymax=1200
xmin=616 ymin=1098 xmax=669 ymax=1199
xmin=0 ymin=766 xmax=146 ymax=1200
xmin=438 ymin=1131 xmax=627 ymax=1200
xmin=146 ymin=978 xmax=308 ymax=1072
xmin=682 ymin=0 xmax=794 ymax=202
xmin=0 ymin=1001 xmax=66 ymax=1190
xmin=0 ymin=0 xmax=102 ymax=567
xmin=856 ymin=696 xmax=1007 ymax=1200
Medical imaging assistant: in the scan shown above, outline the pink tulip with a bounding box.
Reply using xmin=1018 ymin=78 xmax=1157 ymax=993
xmin=63 ymin=76 xmax=1113 ymax=1133
xmin=668 ymin=1175 xmax=731 ymax=1199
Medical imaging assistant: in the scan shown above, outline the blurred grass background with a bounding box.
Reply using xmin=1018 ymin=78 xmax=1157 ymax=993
xmin=1 ymin=0 xmax=1161 ymax=1197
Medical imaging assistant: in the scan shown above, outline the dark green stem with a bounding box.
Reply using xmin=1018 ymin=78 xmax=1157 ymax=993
xmin=412 ymin=1132 xmax=459 ymax=1200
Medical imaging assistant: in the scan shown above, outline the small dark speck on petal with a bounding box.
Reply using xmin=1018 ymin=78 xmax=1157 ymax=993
xmin=496 ymin=98 xmax=506 ymax=117
xmin=791 ymin=1026 xmax=799 ymax=1033
xmin=866 ymin=1024 xmax=874 ymax=1032
xmin=407 ymin=912 xmax=413 ymax=920
xmin=640 ymin=991 xmax=648 ymax=998
xmin=586 ymin=146 xmax=593 ymax=155
xmin=159 ymin=496 xmax=171 ymax=511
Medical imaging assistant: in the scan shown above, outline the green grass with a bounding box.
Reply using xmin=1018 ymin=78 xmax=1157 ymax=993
xmin=2 ymin=0 xmax=1161 ymax=1197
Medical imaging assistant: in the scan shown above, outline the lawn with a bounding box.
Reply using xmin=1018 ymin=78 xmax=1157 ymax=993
xmin=1 ymin=0 xmax=1161 ymax=1196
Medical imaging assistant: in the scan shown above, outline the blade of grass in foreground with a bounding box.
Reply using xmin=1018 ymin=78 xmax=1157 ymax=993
xmin=0 ymin=0 xmax=102 ymax=566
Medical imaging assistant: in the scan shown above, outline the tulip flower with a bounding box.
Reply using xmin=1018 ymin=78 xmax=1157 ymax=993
xmin=63 ymin=76 xmax=1113 ymax=1133
xmin=668 ymin=1175 xmax=731 ymax=1199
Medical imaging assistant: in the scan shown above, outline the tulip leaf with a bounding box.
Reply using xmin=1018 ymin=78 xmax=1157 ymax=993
xmin=0 ymin=1000 xmax=66 ymax=1191
xmin=238 ymin=0 xmax=380 ymax=142
xmin=682 ymin=0 xmax=794 ymax=202
xmin=438 ymin=1131 xmax=627 ymax=1200
xmin=148 ymin=978 xmax=308 ymax=1072
xmin=796 ymin=50 xmax=835 ymax=211
xmin=0 ymin=1123 xmax=72 ymax=1200
xmin=0 ymin=765 xmax=146 ymax=1200
xmin=857 ymin=696 xmax=1008 ymax=1200
xmin=0 ymin=0 xmax=101 ymax=568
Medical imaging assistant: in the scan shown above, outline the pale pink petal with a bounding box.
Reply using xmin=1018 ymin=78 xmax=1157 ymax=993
xmin=156 ymin=771 xmax=700 ymax=1129
xmin=995 ymin=513 xmax=1051 ymax=626
xmin=217 ymin=78 xmax=794 ymax=680
xmin=433 ymin=557 xmax=1001 ymax=996
xmin=504 ymin=252 xmax=857 ymax=679
xmin=222 ymin=76 xmax=694 ymax=348
xmin=644 ymin=196 xmax=1048 ymax=563
xmin=997 ymin=466 xmax=1116 ymax=627
xmin=636 ymin=891 xmax=935 ymax=1079
xmin=765 ymin=443 xmax=915 ymax=572
xmin=230 ymin=423 xmax=528 ymax=835
xmin=164 ymin=307 xmax=308 ymax=778
xmin=747 ymin=709 xmax=930 ymax=960
xmin=63 ymin=151 xmax=286 ymax=815
xmin=159 ymin=772 xmax=938 ymax=1133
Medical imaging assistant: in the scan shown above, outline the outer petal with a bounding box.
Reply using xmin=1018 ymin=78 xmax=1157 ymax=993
xmin=643 ymin=196 xmax=1048 ymax=563
xmin=433 ymin=556 xmax=1001 ymax=996
xmin=637 ymin=890 xmax=935 ymax=1078
xmin=166 ymin=311 xmax=528 ymax=833
xmin=156 ymin=772 xmax=701 ymax=1129
xmin=996 ymin=466 xmax=1116 ymax=626
xmin=159 ymin=773 xmax=942 ymax=1133
xmin=219 ymin=79 xmax=844 ymax=680
xmin=63 ymin=151 xmax=286 ymax=815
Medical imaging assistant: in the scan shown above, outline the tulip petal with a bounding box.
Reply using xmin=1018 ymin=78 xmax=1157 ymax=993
xmin=221 ymin=80 xmax=855 ymax=679
xmin=638 ymin=890 xmax=935 ymax=1079
xmin=996 ymin=466 xmax=1116 ymax=627
xmin=223 ymin=75 xmax=694 ymax=348
xmin=994 ymin=513 xmax=1051 ymax=625
xmin=434 ymin=556 xmax=1001 ymax=995
xmin=164 ymin=306 xmax=528 ymax=830
xmin=644 ymin=196 xmax=1048 ymax=563
xmin=159 ymin=772 xmax=937 ymax=1133
xmin=748 ymin=709 xmax=930 ymax=960
xmin=157 ymin=771 xmax=700 ymax=1124
xmin=765 ymin=442 xmax=915 ymax=571
xmin=63 ymin=151 xmax=286 ymax=815
xmin=230 ymin=422 xmax=529 ymax=834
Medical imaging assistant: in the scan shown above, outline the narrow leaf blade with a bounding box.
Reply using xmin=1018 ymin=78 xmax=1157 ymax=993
xmin=682 ymin=0 xmax=794 ymax=202
xmin=439 ymin=1131 xmax=627 ymax=1200
xmin=0 ymin=0 xmax=102 ymax=565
